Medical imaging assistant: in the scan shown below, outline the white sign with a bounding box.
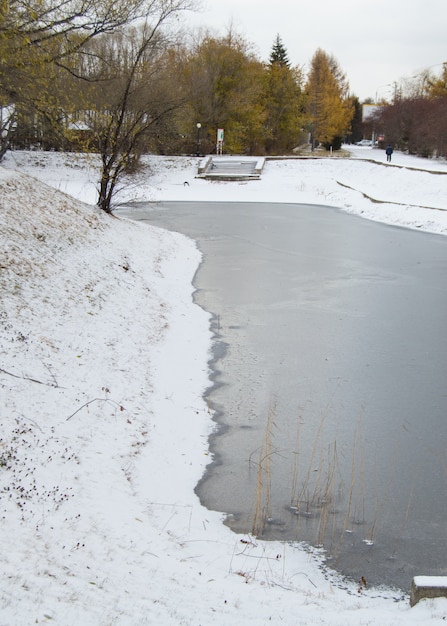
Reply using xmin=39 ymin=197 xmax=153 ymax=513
xmin=362 ymin=104 xmax=384 ymax=122
xmin=217 ymin=128 xmax=224 ymax=142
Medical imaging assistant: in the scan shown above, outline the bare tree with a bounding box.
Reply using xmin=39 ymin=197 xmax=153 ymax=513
xmin=0 ymin=105 xmax=16 ymax=160
xmin=81 ymin=1 xmax=196 ymax=212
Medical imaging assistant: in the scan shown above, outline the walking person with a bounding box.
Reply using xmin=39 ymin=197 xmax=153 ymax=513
xmin=386 ymin=143 xmax=393 ymax=162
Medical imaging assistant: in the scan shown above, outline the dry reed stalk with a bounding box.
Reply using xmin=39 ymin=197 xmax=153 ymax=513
xmin=295 ymin=409 xmax=329 ymax=513
xmin=289 ymin=419 xmax=302 ymax=506
xmin=251 ymin=399 xmax=276 ymax=536
xmin=390 ymin=484 xmax=414 ymax=557
xmin=315 ymin=441 xmax=339 ymax=546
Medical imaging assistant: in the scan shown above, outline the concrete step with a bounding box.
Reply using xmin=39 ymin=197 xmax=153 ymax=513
xmin=198 ymin=157 xmax=264 ymax=180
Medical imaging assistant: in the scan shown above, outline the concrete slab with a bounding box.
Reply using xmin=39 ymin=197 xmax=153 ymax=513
xmin=197 ymin=156 xmax=265 ymax=180
xmin=411 ymin=576 xmax=447 ymax=607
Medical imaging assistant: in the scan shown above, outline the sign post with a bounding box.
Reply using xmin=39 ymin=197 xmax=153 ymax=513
xmin=217 ymin=128 xmax=224 ymax=155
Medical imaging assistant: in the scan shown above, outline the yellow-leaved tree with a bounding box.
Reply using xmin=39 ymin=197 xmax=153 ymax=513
xmin=0 ymin=0 xmax=182 ymax=160
xmin=179 ymin=31 xmax=266 ymax=155
xmin=261 ymin=35 xmax=305 ymax=154
xmin=305 ymin=48 xmax=354 ymax=150
xmin=427 ymin=63 xmax=447 ymax=98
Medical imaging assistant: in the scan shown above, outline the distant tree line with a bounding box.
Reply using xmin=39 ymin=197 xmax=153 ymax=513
xmin=1 ymin=15 xmax=353 ymax=158
xmin=363 ymin=64 xmax=447 ymax=157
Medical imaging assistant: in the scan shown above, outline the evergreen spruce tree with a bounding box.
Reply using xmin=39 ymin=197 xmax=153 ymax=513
xmin=269 ymin=34 xmax=290 ymax=68
xmin=262 ymin=35 xmax=304 ymax=153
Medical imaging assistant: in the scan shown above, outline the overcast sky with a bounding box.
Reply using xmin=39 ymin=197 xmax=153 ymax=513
xmin=184 ymin=0 xmax=447 ymax=101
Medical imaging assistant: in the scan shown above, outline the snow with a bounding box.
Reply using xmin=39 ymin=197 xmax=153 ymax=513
xmin=1 ymin=147 xmax=447 ymax=624
xmin=414 ymin=577 xmax=447 ymax=589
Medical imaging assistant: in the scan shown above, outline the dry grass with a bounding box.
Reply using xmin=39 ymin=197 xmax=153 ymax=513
xmin=251 ymin=399 xmax=277 ymax=536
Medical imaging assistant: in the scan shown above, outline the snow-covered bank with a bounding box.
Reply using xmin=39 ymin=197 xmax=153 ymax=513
xmin=1 ymin=152 xmax=447 ymax=624
xmin=0 ymin=168 xmax=215 ymax=623
xmin=4 ymin=146 xmax=447 ymax=235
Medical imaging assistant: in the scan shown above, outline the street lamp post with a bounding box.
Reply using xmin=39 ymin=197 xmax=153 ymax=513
xmin=196 ymin=123 xmax=201 ymax=156
xmin=375 ymin=83 xmax=392 ymax=104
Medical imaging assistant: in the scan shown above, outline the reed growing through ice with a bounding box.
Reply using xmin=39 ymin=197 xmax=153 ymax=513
xmin=251 ymin=400 xmax=277 ymax=536
xmin=249 ymin=398 xmax=415 ymax=569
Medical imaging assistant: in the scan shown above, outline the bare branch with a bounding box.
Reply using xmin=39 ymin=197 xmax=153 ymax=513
xmin=66 ymin=397 xmax=125 ymax=420
xmin=0 ymin=367 xmax=63 ymax=388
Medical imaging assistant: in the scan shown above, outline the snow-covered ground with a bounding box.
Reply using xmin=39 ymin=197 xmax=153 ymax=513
xmin=4 ymin=146 xmax=447 ymax=234
xmin=1 ymin=147 xmax=446 ymax=624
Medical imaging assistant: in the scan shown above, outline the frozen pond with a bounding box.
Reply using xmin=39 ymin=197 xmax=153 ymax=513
xmin=116 ymin=200 xmax=447 ymax=591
